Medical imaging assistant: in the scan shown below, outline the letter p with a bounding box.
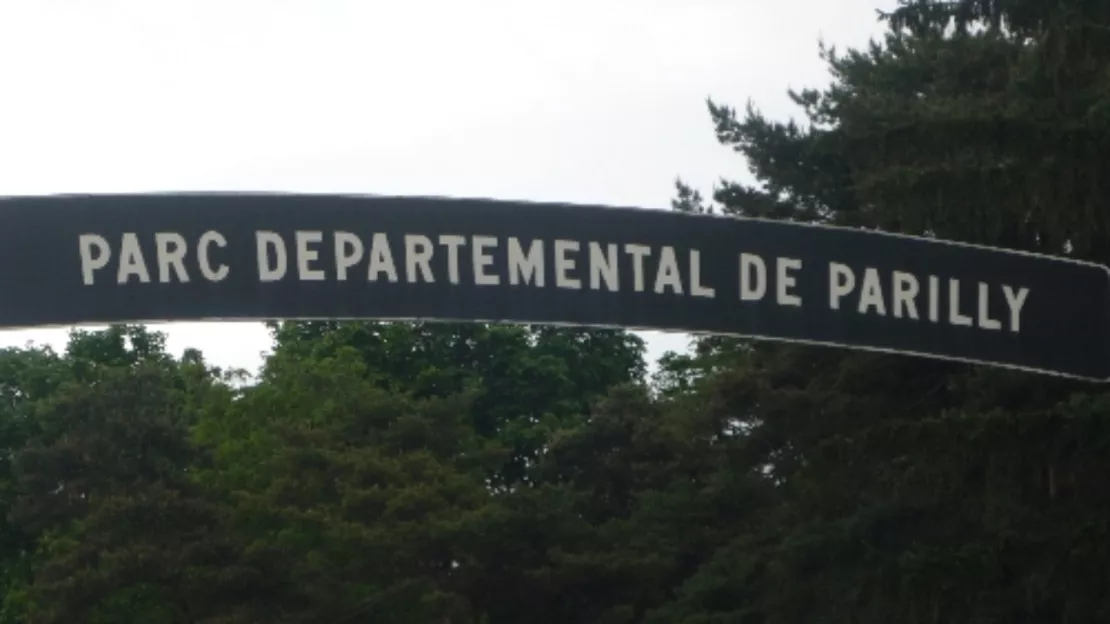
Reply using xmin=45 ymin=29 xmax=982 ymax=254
xmin=79 ymin=234 xmax=111 ymax=285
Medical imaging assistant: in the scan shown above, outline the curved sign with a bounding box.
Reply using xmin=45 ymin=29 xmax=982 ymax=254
xmin=2 ymin=193 xmax=1107 ymax=381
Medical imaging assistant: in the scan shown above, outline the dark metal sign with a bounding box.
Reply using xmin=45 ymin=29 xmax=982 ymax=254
xmin=4 ymin=192 xmax=1108 ymax=380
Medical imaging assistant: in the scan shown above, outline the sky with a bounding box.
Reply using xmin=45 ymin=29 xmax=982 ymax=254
xmin=0 ymin=0 xmax=895 ymax=378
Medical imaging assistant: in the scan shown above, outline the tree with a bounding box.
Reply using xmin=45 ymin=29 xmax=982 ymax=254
xmin=196 ymin=343 xmax=499 ymax=623
xmin=654 ymin=0 xmax=1110 ymax=621
xmin=0 ymin=345 xmax=71 ymax=624
xmin=0 ymin=3 xmax=1105 ymax=620
xmin=7 ymin=329 xmax=267 ymax=623
xmin=264 ymin=321 xmax=645 ymax=486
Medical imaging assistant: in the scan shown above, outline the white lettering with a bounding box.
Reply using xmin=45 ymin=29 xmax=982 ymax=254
xmin=368 ymin=233 xmax=398 ymax=282
xmin=654 ymin=246 xmax=683 ymax=295
xmin=928 ymin=275 xmax=940 ymax=322
xmin=154 ymin=232 xmax=189 ymax=283
xmin=625 ymin=244 xmax=651 ymax=292
xmin=509 ymin=238 xmax=544 ymax=287
xmin=404 ymin=235 xmax=434 ymax=283
xmin=689 ymin=250 xmax=714 ymax=298
xmin=858 ymin=267 xmax=886 ymax=316
xmin=257 ymin=231 xmax=287 ymax=282
xmin=589 ymin=243 xmax=618 ymax=291
xmin=79 ymin=234 xmax=111 ymax=285
xmin=118 ymin=232 xmax=151 ymax=284
xmin=829 ymin=262 xmax=855 ymax=310
xmin=892 ymin=271 xmax=919 ymax=319
xmin=948 ymin=279 xmax=972 ymax=326
xmin=295 ymin=231 xmax=325 ymax=281
xmin=555 ymin=240 xmax=581 ymax=289
xmin=198 ymin=231 xmax=228 ymax=282
xmin=472 ymin=236 xmax=499 ymax=286
xmin=334 ymin=231 xmax=364 ymax=281
xmin=740 ymin=254 xmax=766 ymax=301
xmin=776 ymin=257 xmax=801 ymax=307
xmin=440 ymin=235 xmax=466 ymax=284
xmin=977 ymin=282 xmax=1002 ymax=330
xmin=1002 ymin=285 xmax=1030 ymax=333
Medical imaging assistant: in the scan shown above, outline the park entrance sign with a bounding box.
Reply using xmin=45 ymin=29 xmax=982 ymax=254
xmin=4 ymin=192 xmax=1108 ymax=381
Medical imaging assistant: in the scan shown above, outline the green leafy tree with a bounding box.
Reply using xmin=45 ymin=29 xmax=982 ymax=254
xmin=264 ymin=321 xmax=645 ymax=487
xmin=7 ymin=329 xmax=266 ymax=623
xmin=653 ymin=0 xmax=1110 ymax=621
xmin=198 ymin=344 xmax=499 ymax=623
xmin=0 ymin=345 xmax=72 ymax=624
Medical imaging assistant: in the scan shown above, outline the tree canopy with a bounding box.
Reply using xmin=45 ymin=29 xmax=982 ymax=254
xmin=0 ymin=0 xmax=1107 ymax=621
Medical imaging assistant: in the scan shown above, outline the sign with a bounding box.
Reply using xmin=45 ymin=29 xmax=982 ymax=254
xmin=2 ymin=192 xmax=1107 ymax=381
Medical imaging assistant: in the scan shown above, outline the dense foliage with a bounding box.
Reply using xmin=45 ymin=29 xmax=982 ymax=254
xmin=0 ymin=1 xmax=1107 ymax=621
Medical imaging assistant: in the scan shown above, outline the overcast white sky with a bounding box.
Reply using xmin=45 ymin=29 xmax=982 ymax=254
xmin=0 ymin=0 xmax=893 ymax=377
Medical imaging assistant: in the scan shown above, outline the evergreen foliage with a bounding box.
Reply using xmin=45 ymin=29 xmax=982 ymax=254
xmin=0 ymin=1 xmax=1106 ymax=620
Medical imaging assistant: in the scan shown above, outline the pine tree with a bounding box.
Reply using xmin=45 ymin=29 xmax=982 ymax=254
xmin=655 ymin=1 xmax=1110 ymax=621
